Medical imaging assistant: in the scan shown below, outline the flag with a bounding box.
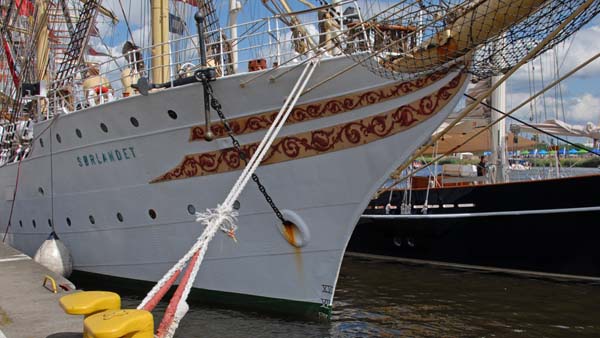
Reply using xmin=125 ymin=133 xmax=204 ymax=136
xmin=87 ymin=46 xmax=112 ymax=58
xmin=16 ymin=0 xmax=34 ymax=17
xmin=174 ymin=0 xmax=199 ymax=6
xmin=169 ymin=13 xmax=185 ymax=35
xmin=89 ymin=23 xmax=100 ymax=37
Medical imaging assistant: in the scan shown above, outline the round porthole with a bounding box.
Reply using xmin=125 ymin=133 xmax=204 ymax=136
xmin=19 ymin=220 xmax=22 ymax=228
xmin=276 ymin=209 xmax=311 ymax=248
xmin=56 ymin=134 xmax=62 ymax=143
xmin=148 ymin=209 xmax=157 ymax=219
xmin=39 ymin=138 xmax=44 ymax=147
xmin=116 ymin=212 xmax=123 ymax=222
xmin=48 ymin=219 xmax=52 ymax=227
xmin=233 ymin=200 xmax=240 ymax=210
xmin=167 ymin=110 xmax=178 ymax=120
xmin=130 ymin=117 xmax=139 ymax=127
xmin=89 ymin=215 xmax=95 ymax=225
xmin=100 ymin=123 xmax=108 ymax=133
xmin=32 ymin=220 xmax=36 ymax=228
xmin=393 ymin=236 xmax=402 ymax=247
xmin=187 ymin=204 xmax=196 ymax=215
xmin=38 ymin=187 xmax=44 ymax=195
xmin=76 ymin=129 xmax=82 ymax=138
xmin=66 ymin=217 xmax=71 ymax=226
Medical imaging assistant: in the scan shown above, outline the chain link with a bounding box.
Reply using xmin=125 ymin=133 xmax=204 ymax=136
xmin=205 ymin=83 xmax=286 ymax=223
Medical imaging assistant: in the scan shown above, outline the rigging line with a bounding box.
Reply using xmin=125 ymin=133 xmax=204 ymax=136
xmin=552 ymin=47 xmax=560 ymax=120
xmin=170 ymin=1 xmax=197 ymax=49
xmin=2 ymin=157 xmax=22 ymax=243
xmin=422 ymin=141 xmax=438 ymax=214
xmin=554 ymin=47 xmax=567 ymax=123
xmin=538 ymin=57 xmax=548 ymax=121
xmin=466 ymin=93 xmax=600 ymax=156
xmin=559 ymin=32 xmax=577 ymax=71
xmin=1 ymin=114 xmax=60 ymax=240
xmin=0 ymin=0 xmax=15 ymax=38
xmin=118 ymin=0 xmax=136 ymax=45
xmin=299 ymin=0 xmax=489 ymax=96
xmin=240 ymin=0 xmax=416 ymax=86
xmin=0 ymin=113 xmax=60 ymax=170
xmin=267 ymin=5 xmax=430 ymax=84
xmin=49 ymin=123 xmax=55 ymax=232
xmin=527 ymin=65 xmax=537 ymax=122
xmin=392 ymin=0 xmax=597 ymax=179
xmin=381 ymin=48 xmax=600 ymax=193
xmin=97 ymin=37 xmax=124 ymax=71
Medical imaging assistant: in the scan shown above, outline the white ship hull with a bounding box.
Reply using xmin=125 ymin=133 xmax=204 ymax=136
xmin=2 ymin=56 xmax=468 ymax=317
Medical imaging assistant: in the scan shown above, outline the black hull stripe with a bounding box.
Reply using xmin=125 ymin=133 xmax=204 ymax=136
xmin=361 ymin=206 xmax=600 ymax=219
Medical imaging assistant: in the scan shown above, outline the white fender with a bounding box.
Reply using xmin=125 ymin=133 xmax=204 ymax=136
xmin=33 ymin=232 xmax=73 ymax=277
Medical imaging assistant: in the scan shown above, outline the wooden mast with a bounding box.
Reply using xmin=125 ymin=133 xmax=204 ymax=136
xmin=35 ymin=0 xmax=50 ymax=82
xmin=151 ymin=0 xmax=170 ymax=83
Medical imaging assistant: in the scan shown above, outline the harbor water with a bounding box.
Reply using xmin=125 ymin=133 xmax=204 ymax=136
xmin=73 ymin=254 xmax=600 ymax=338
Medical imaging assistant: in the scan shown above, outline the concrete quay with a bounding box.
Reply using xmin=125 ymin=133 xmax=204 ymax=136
xmin=0 ymin=242 xmax=81 ymax=338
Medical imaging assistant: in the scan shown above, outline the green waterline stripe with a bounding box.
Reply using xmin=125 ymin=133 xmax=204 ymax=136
xmin=70 ymin=270 xmax=332 ymax=321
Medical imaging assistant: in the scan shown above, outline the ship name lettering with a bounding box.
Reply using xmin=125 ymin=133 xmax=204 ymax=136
xmin=77 ymin=146 xmax=136 ymax=167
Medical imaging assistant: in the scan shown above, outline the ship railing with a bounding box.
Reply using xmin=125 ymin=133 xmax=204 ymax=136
xmin=45 ymin=0 xmax=368 ymax=117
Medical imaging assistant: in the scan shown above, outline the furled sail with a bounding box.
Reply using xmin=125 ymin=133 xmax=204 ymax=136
xmin=514 ymin=119 xmax=600 ymax=139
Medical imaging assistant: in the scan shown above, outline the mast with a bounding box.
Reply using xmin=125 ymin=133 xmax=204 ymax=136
xmin=35 ymin=0 xmax=50 ymax=82
xmin=491 ymin=75 xmax=508 ymax=183
xmin=228 ymin=0 xmax=241 ymax=74
xmin=151 ymin=0 xmax=170 ymax=83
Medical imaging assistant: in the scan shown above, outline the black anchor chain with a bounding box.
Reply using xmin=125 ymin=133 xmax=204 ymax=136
xmin=204 ymin=83 xmax=287 ymax=223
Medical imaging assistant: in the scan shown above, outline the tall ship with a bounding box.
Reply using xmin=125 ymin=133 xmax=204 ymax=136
xmin=1 ymin=0 xmax=597 ymax=319
xmin=354 ymin=172 xmax=600 ymax=279
xmin=352 ymin=59 xmax=600 ymax=280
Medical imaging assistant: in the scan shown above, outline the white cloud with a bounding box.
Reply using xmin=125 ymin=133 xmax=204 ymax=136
xmin=507 ymin=89 xmax=600 ymax=125
xmin=567 ymin=93 xmax=600 ymax=123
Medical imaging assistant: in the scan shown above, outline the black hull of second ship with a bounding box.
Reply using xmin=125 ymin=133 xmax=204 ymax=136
xmin=348 ymin=174 xmax=600 ymax=279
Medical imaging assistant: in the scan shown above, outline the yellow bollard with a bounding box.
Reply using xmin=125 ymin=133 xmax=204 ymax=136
xmin=59 ymin=291 xmax=121 ymax=338
xmin=59 ymin=291 xmax=121 ymax=318
xmin=84 ymin=309 xmax=154 ymax=338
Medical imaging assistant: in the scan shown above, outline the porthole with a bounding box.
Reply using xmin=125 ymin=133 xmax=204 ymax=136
xmin=89 ymin=215 xmax=95 ymax=224
xmin=116 ymin=212 xmax=123 ymax=222
xmin=39 ymin=138 xmax=44 ymax=147
xmin=76 ymin=129 xmax=82 ymax=138
xmin=393 ymin=236 xmax=402 ymax=247
xmin=48 ymin=219 xmax=52 ymax=228
xmin=19 ymin=220 xmax=22 ymax=227
xmin=38 ymin=187 xmax=44 ymax=195
xmin=187 ymin=204 xmax=196 ymax=215
xmin=56 ymin=133 xmax=62 ymax=143
xmin=167 ymin=109 xmax=178 ymax=120
xmin=148 ymin=209 xmax=157 ymax=219
xmin=233 ymin=200 xmax=240 ymax=210
xmin=66 ymin=217 xmax=71 ymax=226
xmin=32 ymin=219 xmax=36 ymax=228
xmin=100 ymin=123 xmax=108 ymax=133
xmin=130 ymin=117 xmax=139 ymax=127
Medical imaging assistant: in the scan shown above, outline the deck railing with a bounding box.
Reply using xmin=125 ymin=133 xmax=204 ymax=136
xmin=45 ymin=0 xmax=368 ymax=117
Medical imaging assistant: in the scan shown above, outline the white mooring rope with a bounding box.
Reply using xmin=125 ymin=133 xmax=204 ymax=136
xmin=138 ymin=57 xmax=321 ymax=338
